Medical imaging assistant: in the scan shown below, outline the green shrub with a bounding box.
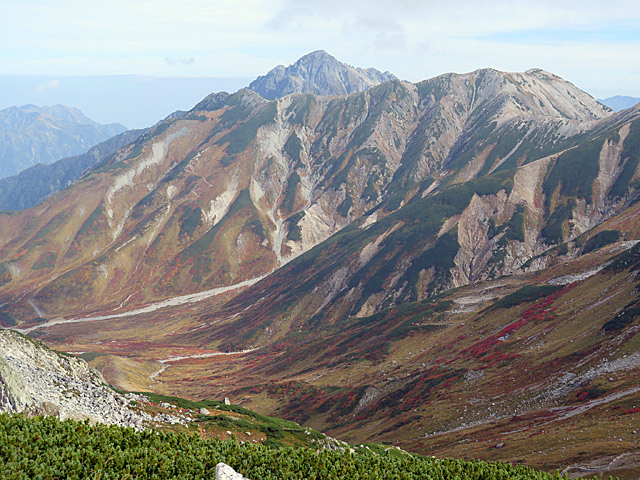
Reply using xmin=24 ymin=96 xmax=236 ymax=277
xmin=0 ymin=414 xmax=574 ymax=480
xmin=492 ymin=284 xmax=563 ymax=310
xmin=581 ymin=230 xmax=620 ymax=254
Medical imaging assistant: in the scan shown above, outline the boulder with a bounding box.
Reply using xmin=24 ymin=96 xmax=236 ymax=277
xmin=215 ymin=463 xmax=250 ymax=480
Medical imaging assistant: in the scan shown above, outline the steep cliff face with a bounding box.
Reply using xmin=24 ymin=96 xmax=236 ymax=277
xmin=199 ymin=108 xmax=640 ymax=348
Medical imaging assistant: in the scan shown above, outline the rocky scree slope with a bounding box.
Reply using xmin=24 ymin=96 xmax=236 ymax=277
xmin=248 ymin=50 xmax=396 ymax=100
xmin=0 ymin=66 xmax=613 ymax=325
xmin=0 ymin=104 xmax=126 ymax=178
xmin=0 ymin=328 xmax=185 ymax=427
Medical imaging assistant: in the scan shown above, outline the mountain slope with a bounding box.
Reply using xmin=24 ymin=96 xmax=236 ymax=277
xmin=0 ymin=328 xmax=153 ymax=427
xmin=198 ymin=103 xmax=640 ymax=348
xmin=248 ymin=50 xmax=396 ymax=99
xmin=0 ymin=128 xmax=146 ymax=211
xmin=0 ymin=104 xmax=126 ymax=178
xmin=0 ymin=67 xmax=614 ymax=327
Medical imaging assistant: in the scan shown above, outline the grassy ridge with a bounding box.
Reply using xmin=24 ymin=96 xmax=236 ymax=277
xmin=0 ymin=414 xmax=581 ymax=480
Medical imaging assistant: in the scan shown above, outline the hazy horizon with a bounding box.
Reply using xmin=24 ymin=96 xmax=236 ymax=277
xmin=1 ymin=1 xmax=639 ymax=128
xmin=0 ymin=75 xmax=252 ymax=129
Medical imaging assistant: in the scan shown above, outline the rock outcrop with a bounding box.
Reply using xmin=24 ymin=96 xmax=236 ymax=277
xmin=216 ymin=463 xmax=250 ymax=480
xmin=0 ymin=328 xmax=182 ymax=428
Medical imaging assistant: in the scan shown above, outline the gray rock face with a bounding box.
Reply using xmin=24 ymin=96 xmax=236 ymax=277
xmin=248 ymin=50 xmax=396 ymax=100
xmin=0 ymin=328 xmax=184 ymax=428
xmin=0 ymin=104 xmax=127 ymax=178
xmin=216 ymin=463 xmax=250 ymax=480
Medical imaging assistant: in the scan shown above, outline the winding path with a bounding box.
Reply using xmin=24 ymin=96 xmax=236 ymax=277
xmin=149 ymin=348 xmax=259 ymax=383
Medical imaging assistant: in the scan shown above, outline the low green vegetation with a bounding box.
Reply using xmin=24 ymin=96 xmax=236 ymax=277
xmin=543 ymin=139 xmax=602 ymax=207
xmin=32 ymin=251 xmax=58 ymax=270
xmin=602 ymin=301 xmax=640 ymax=332
xmin=541 ymin=200 xmax=574 ymax=245
xmin=286 ymin=211 xmax=304 ymax=242
xmin=608 ymin=119 xmax=640 ymax=199
xmin=285 ymin=94 xmax=315 ymax=125
xmin=0 ymin=414 xmax=577 ymax=480
xmin=281 ymin=171 xmax=300 ymax=214
xmin=504 ymin=204 xmax=526 ymax=242
xmin=283 ymin=132 xmax=302 ymax=164
xmin=492 ymin=284 xmax=563 ymax=310
xmin=179 ymin=206 xmax=203 ymax=237
xmin=581 ymin=230 xmax=620 ymax=254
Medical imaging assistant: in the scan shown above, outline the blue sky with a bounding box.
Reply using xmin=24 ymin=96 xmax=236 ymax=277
xmin=1 ymin=0 xmax=639 ymax=128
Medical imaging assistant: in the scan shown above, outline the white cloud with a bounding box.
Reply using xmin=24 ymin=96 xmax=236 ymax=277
xmin=0 ymin=0 xmax=639 ymax=95
xmin=34 ymin=79 xmax=60 ymax=94
xmin=164 ymin=57 xmax=196 ymax=66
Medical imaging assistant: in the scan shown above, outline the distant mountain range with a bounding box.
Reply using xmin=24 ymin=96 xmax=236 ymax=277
xmin=248 ymin=50 xmax=396 ymax=100
xmin=599 ymin=95 xmax=640 ymax=111
xmin=0 ymin=104 xmax=126 ymax=178
xmin=0 ymin=128 xmax=146 ymax=211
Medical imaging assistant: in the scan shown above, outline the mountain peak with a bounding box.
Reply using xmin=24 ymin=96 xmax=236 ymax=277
xmin=296 ymin=49 xmax=336 ymax=63
xmin=248 ymin=51 xmax=396 ymax=100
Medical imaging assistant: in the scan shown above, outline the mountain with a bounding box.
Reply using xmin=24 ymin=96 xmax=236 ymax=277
xmin=1 ymin=53 xmax=639 ymax=477
xmin=0 ymin=128 xmax=146 ymax=211
xmin=0 ymin=67 xmax=611 ymax=322
xmin=248 ymin=50 xmax=396 ymax=99
xmin=599 ymin=95 xmax=640 ymax=112
xmin=0 ymin=104 xmax=127 ymax=178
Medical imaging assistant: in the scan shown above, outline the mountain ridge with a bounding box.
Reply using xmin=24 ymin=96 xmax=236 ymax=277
xmin=599 ymin=95 xmax=640 ymax=112
xmin=0 ymin=128 xmax=146 ymax=211
xmin=0 ymin=66 xmax=617 ymax=323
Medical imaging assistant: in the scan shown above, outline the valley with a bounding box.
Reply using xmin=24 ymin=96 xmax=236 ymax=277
xmin=1 ymin=51 xmax=640 ymax=478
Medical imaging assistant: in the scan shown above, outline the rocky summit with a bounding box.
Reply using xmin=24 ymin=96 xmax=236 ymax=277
xmin=248 ymin=50 xmax=396 ymax=99
xmin=1 ymin=52 xmax=639 ymax=479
